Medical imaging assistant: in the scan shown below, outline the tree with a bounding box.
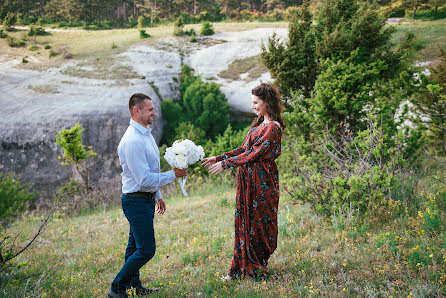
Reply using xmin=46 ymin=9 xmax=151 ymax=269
xmin=261 ymin=2 xmax=317 ymax=97
xmin=262 ymin=0 xmax=409 ymax=99
xmin=55 ymin=122 xmax=97 ymax=191
xmin=182 ymin=76 xmax=230 ymax=138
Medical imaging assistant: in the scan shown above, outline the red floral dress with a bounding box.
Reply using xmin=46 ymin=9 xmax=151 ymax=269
xmin=216 ymin=122 xmax=282 ymax=278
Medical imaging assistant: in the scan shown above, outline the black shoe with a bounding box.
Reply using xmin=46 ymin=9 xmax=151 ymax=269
xmin=135 ymin=286 xmax=161 ymax=295
xmin=107 ymin=290 xmax=129 ymax=298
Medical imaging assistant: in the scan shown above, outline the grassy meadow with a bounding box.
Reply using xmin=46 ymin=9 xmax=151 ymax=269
xmin=2 ymin=178 xmax=444 ymax=297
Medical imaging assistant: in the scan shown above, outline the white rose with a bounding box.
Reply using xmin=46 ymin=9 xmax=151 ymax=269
xmin=175 ymin=154 xmax=188 ymax=169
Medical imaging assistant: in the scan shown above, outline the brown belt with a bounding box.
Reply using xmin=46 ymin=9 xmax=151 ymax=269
xmin=124 ymin=192 xmax=156 ymax=199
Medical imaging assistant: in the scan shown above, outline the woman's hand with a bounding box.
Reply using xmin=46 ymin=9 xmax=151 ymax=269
xmin=201 ymin=156 xmax=217 ymax=168
xmin=208 ymin=161 xmax=223 ymax=175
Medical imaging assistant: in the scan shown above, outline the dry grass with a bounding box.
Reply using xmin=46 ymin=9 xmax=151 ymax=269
xmin=1 ymin=181 xmax=444 ymax=297
xmin=218 ymin=55 xmax=268 ymax=81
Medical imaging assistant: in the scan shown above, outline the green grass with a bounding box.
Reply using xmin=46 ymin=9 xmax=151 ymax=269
xmin=219 ymin=55 xmax=268 ymax=81
xmin=2 ymin=181 xmax=444 ymax=297
xmin=391 ymin=18 xmax=446 ymax=62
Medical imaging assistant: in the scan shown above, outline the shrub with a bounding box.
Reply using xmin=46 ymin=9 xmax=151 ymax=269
xmin=200 ymin=22 xmax=214 ymax=35
xmin=53 ymin=179 xmax=113 ymax=215
xmin=190 ymin=31 xmax=197 ymax=42
xmin=0 ymin=173 xmax=36 ymax=223
xmin=0 ymin=29 xmax=7 ymax=38
xmin=206 ymin=124 xmax=249 ymax=157
xmin=55 ymin=123 xmax=97 ymax=191
xmin=139 ymin=29 xmax=150 ymax=39
xmin=173 ymin=122 xmax=207 ymax=145
xmin=3 ymin=12 xmax=16 ymax=31
xmin=27 ymin=44 xmax=39 ymax=51
xmin=49 ymin=49 xmax=58 ymax=57
xmin=22 ymin=56 xmax=28 ymax=63
xmin=44 ymin=44 xmax=51 ymax=49
xmin=6 ymin=36 xmax=25 ymax=47
xmin=137 ymin=15 xmax=145 ymax=28
xmin=111 ymin=42 xmax=117 ymax=49
xmin=27 ymin=25 xmax=47 ymax=36
xmin=173 ymin=17 xmax=185 ymax=36
xmin=279 ymin=120 xmax=408 ymax=218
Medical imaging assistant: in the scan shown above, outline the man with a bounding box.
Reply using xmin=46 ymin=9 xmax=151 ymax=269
xmin=108 ymin=93 xmax=187 ymax=298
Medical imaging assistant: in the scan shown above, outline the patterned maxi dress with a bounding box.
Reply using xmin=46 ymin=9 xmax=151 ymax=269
xmin=216 ymin=122 xmax=282 ymax=278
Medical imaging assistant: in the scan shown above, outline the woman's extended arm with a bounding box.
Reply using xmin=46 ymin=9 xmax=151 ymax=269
xmin=221 ymin=123 xmax=281 ymax=169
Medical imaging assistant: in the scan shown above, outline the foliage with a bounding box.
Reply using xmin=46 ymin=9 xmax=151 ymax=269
xmin=280 ymin=120 xmax=410 ymax=218
xmin=162 ymin=65 xmax=230 ymax=144
xmin=411 ymin=49 xmax=446 ymax=153
xmin=2 ymin=12 xmax=15 ymax=30
xmin=173 ymin=122 xmax=207 ymax=146
xmin=200 ymin=22 xmax=214 ymax=35
xmin=190 ymin=31 xmax=197 ymax=42
xmin=173 ymin=16 xmax=185 ymax=36
xmin=52 ymin=179 xmax=113 ymax=215
xmin=205 ymin=124 xmax=249 ymax=158
xmin=55 ymin=122 xmax=97 ymax=191
xmin=6 ymin=36 xmax=25 ymax=47
xmin=27 ymin=25 xmax=47 ymax=36
xmin=0 ymin=173 xmax=36 ymax=223
xmin=262 ymin=0 xmax=415 ymax=98
xmin=137 ymin=15 xmax=144 ymax=28
xmin=139 ymin=29 xmax=150 ymax=38
xmin=0 ymin=29 xmax=7 ymax=38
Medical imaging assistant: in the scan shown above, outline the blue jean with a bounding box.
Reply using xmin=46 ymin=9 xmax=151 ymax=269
xmin=111 ymin=194 xmax=156 ymax=293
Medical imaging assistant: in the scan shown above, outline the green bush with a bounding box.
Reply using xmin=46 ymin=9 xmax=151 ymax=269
xmin=49 ymin=49 xmax=58 ymax=57
xmin=27 ymin=25 xmax=47 ymax=36
xmin=200 ymin=22 xmax=214 ymax=35
xmin=0 ymin=29 xmax=7 ymax=38
xmin=182 ymin=74 xmax=229 ymax=138
xmin=206 ymin=124 xmax=249 ymax=157
xmin=6 ymin=36 xmax=25 ymax=47
xmin=27 ymin=44 xmax=39 ymax=51
xmin=139 ymin=29 xmax=150 ymax=39
xmin=279 ymin=120 xmax=408 ymax=218
xmin=0 ymin=173 xmax=36 ymax=223
xmin=173 ymin=122 xmax=207 ymax=146
xmin=137 ymin=16 xmax=145 ymax=28
xmin=55 ymin=123 xmax=97 ymax=191
xmin=44 ymin=44 xmax=51 ymax=49
xmin=190 ymin=31 xmax=197 ymax=42
xmin=2 ymin=12 xmax=16 ymax=30
xmin=162 ymin=65 xmax=230 ymax=143
xmin=173 ymin=17 xmax=185 ymax=36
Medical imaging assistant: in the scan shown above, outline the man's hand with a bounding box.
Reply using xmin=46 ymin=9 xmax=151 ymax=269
xmin=156 ymin=199 xmax=166 ymax=214
xmin=208 ymin=161 xmax=223 ymax=175
xmin=201 ymin=156 xmax=217 ymax=168
xmin=173 ymin=168 xmax=187 ymax=177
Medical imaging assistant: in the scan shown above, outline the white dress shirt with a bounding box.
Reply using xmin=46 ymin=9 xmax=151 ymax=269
xmin=118 ymin=119 xmax=176 ymax=200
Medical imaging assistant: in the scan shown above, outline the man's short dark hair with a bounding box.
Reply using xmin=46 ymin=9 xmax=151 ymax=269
xmin=129 ymin=93 xmax=151 ymax=112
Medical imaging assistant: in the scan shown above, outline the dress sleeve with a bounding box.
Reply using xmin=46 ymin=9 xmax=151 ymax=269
xmin=216 ymin=145 xmax=245 ymax=162
xmin=221 ymin=123 xmax=281 ymax=169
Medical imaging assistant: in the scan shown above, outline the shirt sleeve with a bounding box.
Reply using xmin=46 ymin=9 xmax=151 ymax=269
xmin=221 ymin=123 xmax=281 ymax=169
xmin=155 ymin=189 xmax=162 ymax=201
xmin=124 ymin=140 xmax=176 ymax=189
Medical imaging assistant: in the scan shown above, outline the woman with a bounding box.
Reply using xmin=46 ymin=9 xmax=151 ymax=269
xmin=202 ymin=83 xmax=285 ymax=280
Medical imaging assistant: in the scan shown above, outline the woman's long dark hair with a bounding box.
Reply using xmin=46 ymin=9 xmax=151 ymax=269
xmin=250 ymin=83 xmax=286 ymax=130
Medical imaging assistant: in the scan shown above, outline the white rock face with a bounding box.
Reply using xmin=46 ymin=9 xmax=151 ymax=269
xmin=185 ymin=28 xmax=287 ymax=113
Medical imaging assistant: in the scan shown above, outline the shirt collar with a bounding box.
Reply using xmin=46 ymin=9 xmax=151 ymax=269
xmin=130 ymin=119 xmax=152 ymax=135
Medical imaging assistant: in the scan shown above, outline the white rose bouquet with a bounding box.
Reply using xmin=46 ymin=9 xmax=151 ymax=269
xmin=164 ymin=139 xmax=205 ymax=196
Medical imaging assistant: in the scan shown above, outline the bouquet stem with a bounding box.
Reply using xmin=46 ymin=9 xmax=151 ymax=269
xmin=179 ymin=176 xmax=188 ymax=196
